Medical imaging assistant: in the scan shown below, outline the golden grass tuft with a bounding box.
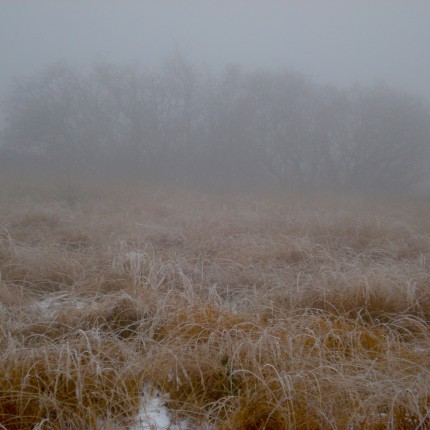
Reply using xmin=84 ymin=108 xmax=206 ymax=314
xmin=0 ymin=334 xmax=141 ymax=429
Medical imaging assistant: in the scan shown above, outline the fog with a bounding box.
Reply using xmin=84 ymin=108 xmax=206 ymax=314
xmin=2 ymin=1 xmax=430 ymax=98
xmin=1 ymin=1 xmax=430 ymax=194
xmin=2 ymin=4 xmax=430 ymax=427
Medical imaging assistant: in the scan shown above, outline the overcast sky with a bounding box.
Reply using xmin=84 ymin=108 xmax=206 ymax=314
xmin=1 ymin=0 xmax=430 ymax=100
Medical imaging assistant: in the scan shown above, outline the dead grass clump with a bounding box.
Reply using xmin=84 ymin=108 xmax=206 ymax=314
xmin=8 ymin=292 xmax=152 ymax=347
xmin=157 ymin=355 xmax=237 ymax=411
xmin=224 ymin=396 xmax=292 ymax=430
xmin=383 ymin=314 xmax=430 ymax=345
xmin=154 ymin=304 xmax=258 ymax=344
xmin=82 ymin=293 xmax=146 ymax=339
xmin=393 ymin=405 xmax=430 ymax=430
xmin=0 ymin=282 xmax=27 ymax=307
xmin=11 ymin=322 xmax=75 ymax=346
xmin=0 ymin=245 xmax=85 ymax=295
xmin=0 ymin=334 xmax=141 ymax=430
xmin=13 ymin=211 xmax=61 ymax=231
xmin=58 ymin=231 xmax=93 ymax=250
xmin=145 ymin=305 xmax=430 ymax=428
xmin=291 ymin=262 xmax=430 ymax=319
xmin=288 ymin=313 xmax=388 ymax=360
xmin=144 ymin=231 xmax=185 ymax=250
xmin=306 ymin=215 xmax=430 ymax=263
xmin=77 ymin=270 xmax=134 ymax=295
xmin=9 ymin=211 xmax=63 ymax=245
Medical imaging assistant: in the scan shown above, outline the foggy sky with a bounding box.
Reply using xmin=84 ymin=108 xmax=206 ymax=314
xmin=1 ymin=0 xmax=430 ymax=100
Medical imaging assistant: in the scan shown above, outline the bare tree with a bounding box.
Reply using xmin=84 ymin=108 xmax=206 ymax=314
xmin=341 ymin=84 xmax=430 ymax=191
xmin=2 ymin=59 xmax=429 ymax=193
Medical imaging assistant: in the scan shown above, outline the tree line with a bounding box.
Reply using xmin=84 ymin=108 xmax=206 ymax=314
xmin=1 ymin=56 xmax=429 ymax=192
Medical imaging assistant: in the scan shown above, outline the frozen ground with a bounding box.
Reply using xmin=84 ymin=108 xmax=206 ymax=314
xmin=129 ymin=385 xmax=190 ymax=430
xmin=24 ymin=296 xmax=192 ymax=430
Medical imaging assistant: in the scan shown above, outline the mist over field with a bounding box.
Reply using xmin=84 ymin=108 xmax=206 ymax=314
xmin=1 ymin=0 xmax=430 ymax=195
xmin=2 ymin=2 xmax=430 ymax=430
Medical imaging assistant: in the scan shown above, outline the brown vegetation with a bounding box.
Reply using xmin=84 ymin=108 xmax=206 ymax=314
xmin=1 ymin=181 xmax=430 ymax=429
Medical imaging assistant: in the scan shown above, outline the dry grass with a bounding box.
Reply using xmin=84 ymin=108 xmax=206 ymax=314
xmin=1 ymin=180 xmax=430 ymax=429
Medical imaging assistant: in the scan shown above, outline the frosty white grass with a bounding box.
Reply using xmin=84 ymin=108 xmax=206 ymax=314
xmin=1 ymin=185 xmax=430 ymax=428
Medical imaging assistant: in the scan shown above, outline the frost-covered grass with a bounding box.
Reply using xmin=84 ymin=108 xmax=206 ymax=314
xmin=1 ymin=182 xmax=430 ymax=429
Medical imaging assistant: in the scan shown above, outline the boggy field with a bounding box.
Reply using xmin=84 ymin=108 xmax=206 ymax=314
xmin=1 ymin=183 xmax=430 ymax=429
